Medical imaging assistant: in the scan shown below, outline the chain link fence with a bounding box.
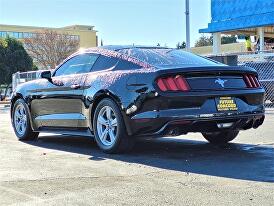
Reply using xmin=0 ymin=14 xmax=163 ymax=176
xmin=238 ymin=52 xmax=274 ymax=107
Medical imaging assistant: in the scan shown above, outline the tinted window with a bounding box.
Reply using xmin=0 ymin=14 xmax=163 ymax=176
xmin=92 ymin=55 xmax=119 ymax=71
xmin=54 ymin=54 xmax=99 ymax=77
xmin=118 ymin=48 xmax=221 ymax=66
xmin=115 ymin=59 xmax=142 ymax=70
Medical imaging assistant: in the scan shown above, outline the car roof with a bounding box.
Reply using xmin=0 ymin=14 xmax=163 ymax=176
xmin=99 ymin=45 xmax=169 ymax=51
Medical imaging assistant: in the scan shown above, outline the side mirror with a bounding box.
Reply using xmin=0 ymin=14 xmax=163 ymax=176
xmin=41 ymin=71 xmax=52 ymax=82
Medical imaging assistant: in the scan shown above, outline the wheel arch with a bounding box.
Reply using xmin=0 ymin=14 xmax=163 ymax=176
xmin=11 ymin=93 xmax=24 ymax=116
xmin=90 ymin=90 xmax=124 ymax=123
xmin=89 ymin=89 xmax=133 ymax=135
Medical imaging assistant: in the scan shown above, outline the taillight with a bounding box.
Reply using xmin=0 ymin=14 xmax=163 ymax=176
xmin=156 ymin=75 xmax=190 ymax=92
xmin=243 ymin=74 xmax=260 ymax=88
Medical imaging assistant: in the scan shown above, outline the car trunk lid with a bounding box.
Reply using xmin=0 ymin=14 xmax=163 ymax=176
xmin=155 ymin=66 xmax=260 ymax=92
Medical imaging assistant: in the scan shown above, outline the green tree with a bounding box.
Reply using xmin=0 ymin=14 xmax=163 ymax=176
xmin=195 ymin=35 xmax=237 ymax=47
xmin=221 ymin=35 xmax=237 ymax=44
xmin=195 ymin=35 xmax=213 ymax=47
xmin=0 ymin=37 xmax=35 ymax=98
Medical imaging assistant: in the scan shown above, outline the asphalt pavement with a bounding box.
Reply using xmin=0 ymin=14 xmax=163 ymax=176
xmin=0 ymin=109 xmax=273 ymax=206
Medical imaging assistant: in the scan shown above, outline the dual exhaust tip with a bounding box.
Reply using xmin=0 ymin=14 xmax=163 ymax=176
xmin=217 ymin=116 xmax=265 ymax=130
xmin=252 ymin=116 xmax=265 ymax=129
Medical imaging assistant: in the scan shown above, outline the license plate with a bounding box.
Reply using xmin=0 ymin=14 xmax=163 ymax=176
xmin=215 ymin=97 xmax=238 ymax=112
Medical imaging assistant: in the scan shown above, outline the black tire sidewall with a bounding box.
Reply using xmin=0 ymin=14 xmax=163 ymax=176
xmin=202 ymin=130 xmax=239 ymax=144
xmin=93 ymin=98 xmax=126 ymax=152
xmin=12 ymin=99 xmax=33 ymax=140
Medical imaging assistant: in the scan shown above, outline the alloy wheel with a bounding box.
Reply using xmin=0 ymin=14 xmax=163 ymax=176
xmin=96 ymin=106 xmax=118 ymax=146
xmin=14 ymin=103 xmax=27 ymax=136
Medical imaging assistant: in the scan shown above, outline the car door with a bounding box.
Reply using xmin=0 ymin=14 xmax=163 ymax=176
xmin=31 ymin=53 xmax=99 ymax=129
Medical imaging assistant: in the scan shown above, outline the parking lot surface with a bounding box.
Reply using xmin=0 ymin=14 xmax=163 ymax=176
xmin=0 ymin=108 xmax=273 ymax=206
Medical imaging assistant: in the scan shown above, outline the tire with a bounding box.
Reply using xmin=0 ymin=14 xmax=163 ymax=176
xmin=202 ymin=130 xmax=239 ymax=145
xmin=12 ymin=99 xmax=39 ymax=141
xmin=93 ymin=98 xmax=134 ymax=153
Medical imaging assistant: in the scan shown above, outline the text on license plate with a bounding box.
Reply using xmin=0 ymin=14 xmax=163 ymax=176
xmin=216 ymin=97 xmax=238 ymax=111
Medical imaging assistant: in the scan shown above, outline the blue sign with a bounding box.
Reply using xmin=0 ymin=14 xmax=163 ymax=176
xmin=200 ymin=0 xmax=274 ymax=33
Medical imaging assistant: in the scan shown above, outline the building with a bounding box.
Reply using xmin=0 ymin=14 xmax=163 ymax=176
xmin=199 ymin=0 xmax=274 ymax=54
xmin=0 ymin=24 xmax=97 ymax=48
xmin=191 ymin=42 xmax=246 ymax=55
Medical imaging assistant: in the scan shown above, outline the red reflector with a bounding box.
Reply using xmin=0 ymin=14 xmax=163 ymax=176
xmin=156 ymin=75 xmax=190 ymax=92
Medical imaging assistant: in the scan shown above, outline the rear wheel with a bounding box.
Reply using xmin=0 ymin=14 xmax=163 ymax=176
xmin=12 ymin=99 xmax=39 ymax=141
xmin=202 ymin=130 xmax=239 ymax=144
xmin=93 ymin=98 xmax=134 ymax=153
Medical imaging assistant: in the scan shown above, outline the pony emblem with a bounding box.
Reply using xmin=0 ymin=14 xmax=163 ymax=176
xmin=215 ymin=78 xmax=227 ymax=88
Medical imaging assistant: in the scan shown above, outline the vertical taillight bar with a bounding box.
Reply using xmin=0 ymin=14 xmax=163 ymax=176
xmin=243 ymin=74 xmax=260 ymax=88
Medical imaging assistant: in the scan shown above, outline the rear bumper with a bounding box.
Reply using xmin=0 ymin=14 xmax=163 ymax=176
xmin=134 ymin=113 xmax=264 ymax=137
xmin=127 ymin=97 xmax=265 ymax=136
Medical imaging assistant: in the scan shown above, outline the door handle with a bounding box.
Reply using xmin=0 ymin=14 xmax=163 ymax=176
xmin=71 ymin=84 xmax=81 ymax=89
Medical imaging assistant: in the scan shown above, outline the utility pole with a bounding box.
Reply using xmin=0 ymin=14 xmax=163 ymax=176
xmin=185 ymin=0 xmax=190 ymax=51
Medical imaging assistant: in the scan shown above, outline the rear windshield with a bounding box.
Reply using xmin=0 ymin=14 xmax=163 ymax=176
xmin=118 ymin=48 xmax=220 ymax=67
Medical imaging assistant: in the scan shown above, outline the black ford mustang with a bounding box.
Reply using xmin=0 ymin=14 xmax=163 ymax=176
xmin=11 ymin=46 xmax=265 ymax=153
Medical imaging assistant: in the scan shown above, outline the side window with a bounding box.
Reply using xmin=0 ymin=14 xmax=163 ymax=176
xmin=91 ymin=55 xmax=119 ymax=72
xmin=54 ymin=54 xmax=99 ymax=77
xmin=115 ymin=59 xmax=142 ymax=70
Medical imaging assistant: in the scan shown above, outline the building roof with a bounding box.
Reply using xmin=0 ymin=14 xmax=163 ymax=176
xmin=200 ymin=0 xmax=274 ymax=33
xmin=0 ymin=24 xmax=96 ymax=32
xmin=61 ymin=25 xmax=95 ymax=31
xmin=99 ymin=45 xmax=169 ymax=51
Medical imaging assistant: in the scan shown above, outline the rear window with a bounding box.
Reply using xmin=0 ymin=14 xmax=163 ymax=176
xmin=118 ymin=48 xmax=220 ymax=67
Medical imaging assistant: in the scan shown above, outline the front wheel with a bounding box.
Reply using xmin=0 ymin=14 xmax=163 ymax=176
xmin=93 ymin=98 xmax=134 ymax=153
xmin=202 ymin=130 xmax=239 ymax=145
xmin=12 ymin=99 xmax=39 ymax=141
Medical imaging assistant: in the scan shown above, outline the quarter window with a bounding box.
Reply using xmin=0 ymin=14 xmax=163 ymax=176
xmin=92 ymin=55 xmax=119 ymax=71
xmin=115 ymin=59 xmax=141 ymax=70
xmin=54 ymin=54 xmax=99 ymax=77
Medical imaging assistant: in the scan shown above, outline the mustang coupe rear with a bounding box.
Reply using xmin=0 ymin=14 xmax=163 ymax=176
xmin=11 ymin=46 xmax=265 ymax=153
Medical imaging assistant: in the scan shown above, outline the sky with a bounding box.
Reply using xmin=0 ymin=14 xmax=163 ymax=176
xmin=0 ymin=0 xmax=211 ymax=47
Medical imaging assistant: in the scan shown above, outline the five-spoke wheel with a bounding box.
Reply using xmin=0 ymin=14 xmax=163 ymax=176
xmin=93 ymin=98 xmax=134 ymax=153
xmin=14 ymin=103 xmax=27 ymax=136
xmin=12 ymin=99 xmax=39 ymax=140
xmin=97 ymin=106 xmax=118 ymax=146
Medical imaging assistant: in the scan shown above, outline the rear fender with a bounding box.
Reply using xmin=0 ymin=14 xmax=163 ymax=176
xmin=85 ymin=89 xmax=131 ymax=133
